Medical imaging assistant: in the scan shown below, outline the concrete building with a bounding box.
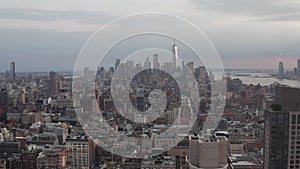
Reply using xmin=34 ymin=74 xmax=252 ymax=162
xmin=66 ymin=135 xmax=95 ymax=169
xmin=0 ymin=89 xmax=8 ymax=114
xmin=141 ymin=156 xmax=176 ymax=169
xmin=37 ymin=145 xmax=67 ymax=169
xmin=278 ymin=62 xmax=284 ymax=79
xmin=167 ymin=139 xmax=189 ymax=169
xmin=287 ymin=111 xmax=300 ymax=169
xmin=264 ymin=85 xmax=300 ymax=169
xmin=153 ymin=54 xmax=159 ymax=69
xmin=297 ymin=59 xmax=300 ymax=79
xmin=47 ymin=71 xmax=62 ymax=97
xmin=229 ymin=143 xmax=245 ymax=155
xmin=22 ymin=150 xmax=41 ymax=169
xmin=136 ymin=88 xmax=145 ymax=112
xmin=115 ymin=58 xmax=120 ymax=70
xmin=0 ymin=141 xmax=20 ymax=158
xmin=9 ymin=62 xmax=15 ymax=81
xmin=188 ymin=135 xmax=228 ymax=169
xmin=20 ymin=112 xmax=42 ymax=127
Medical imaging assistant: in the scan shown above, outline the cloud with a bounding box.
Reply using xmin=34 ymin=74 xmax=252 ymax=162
xmin=193 ymin=0 xmax=300 ymax=21
xmin=0 ymin=18 xmax=101 ymax=32
xmin=0 ymin=8 xmax=115 ymax=25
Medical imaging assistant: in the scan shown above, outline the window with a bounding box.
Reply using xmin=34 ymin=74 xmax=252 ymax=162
xmin=292 ymin=115 xmax=296 ymax=124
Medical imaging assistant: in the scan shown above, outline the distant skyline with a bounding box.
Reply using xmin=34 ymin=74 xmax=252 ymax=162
xmin=0 ymin=0 xmax=300 ymax=72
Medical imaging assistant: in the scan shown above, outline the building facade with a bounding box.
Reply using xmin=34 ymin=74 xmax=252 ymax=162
xmin=66 ymin=135 xmax=95 ymax=169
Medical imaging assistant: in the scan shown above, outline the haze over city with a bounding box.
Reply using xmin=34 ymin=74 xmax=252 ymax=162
xmin=2 ymin=1 xmax=300 ymax=169
xmin=0 ymin=0 xmax=300 ymax=72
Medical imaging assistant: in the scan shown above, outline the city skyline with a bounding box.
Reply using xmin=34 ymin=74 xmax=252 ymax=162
xmin=1 ymin=1 xmax=300 ymax=168
xmin=0 ymin=0 xmax=300 ymax=71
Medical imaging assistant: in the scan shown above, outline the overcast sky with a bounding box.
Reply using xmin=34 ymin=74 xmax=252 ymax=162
xmin=0 ymin=0 xmax=300 ymax=72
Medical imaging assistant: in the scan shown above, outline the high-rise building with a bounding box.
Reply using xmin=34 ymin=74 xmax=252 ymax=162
xmin=115 ymin=58 xmax=120 ymax=70
xmin=188 ymin=135 xmax=228 ymax=169
xmin=288 ymin=111 xmax=300 ymax=169
xmin=144 ymin=57 xmax=151 ymax=69
xmin=9 ymin=61 xmax=16 ymax=81
xmin=136 ymin=88 xmax=145 ymax=112
xmin=297 ymin=59 xmax=300 ymax=79
xmin=264 ymin=85 xmax=300 ymax=169
xmin=47 ymin=71 xmax=61 ymax=97
xmin=264 ymin=109 xmax=289 ymax=169
xmin=172 ymin=40 xmax=179 ymax=69
xmin=153 ymin=54 xmax=159 ymax=69
xmin=278 ymin=62 xmax=284 ymax=79
xmin=186 ymin=62 xmax=194 ymax=73
xmin=181 ymin=61 xmax=185 ymax=70
xmin=294 ymin=67 xmax=298 ymax=77
xmin=66 ymin=135 xmax=95 ymax=169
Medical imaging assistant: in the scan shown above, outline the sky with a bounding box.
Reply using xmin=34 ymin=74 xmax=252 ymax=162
xmin=0 ymin=0 xmax=300 ymax=72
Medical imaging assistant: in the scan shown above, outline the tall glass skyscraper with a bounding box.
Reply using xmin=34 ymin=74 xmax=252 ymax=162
xmin=9 ymin=61 xmax=15 ymax=81
xmin=278 ymin=62 xmax=284 ymax=79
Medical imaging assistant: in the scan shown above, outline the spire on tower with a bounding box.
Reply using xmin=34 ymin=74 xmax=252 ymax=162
xmin=172 ymin=39 xmax=179 ymax=69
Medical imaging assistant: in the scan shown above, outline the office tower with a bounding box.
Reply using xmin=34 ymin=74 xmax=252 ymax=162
xmin=264 ymin=109 xmax=289 ymax=169
xmin=264 ymin=85 xmax=300 ymax=169
xmin=144 ymin=57 xmax=151 ymax=69
xmin=278 ymin=62 xmax=284 ymax=79
xmin=9 ymin=61 xmax=16 ymax=81
xmin=47 ymin=71 xmax=61 ymax=97
xmin=172 ymin=40 xmax=179 ymax=69
xmin=298 ymin=59 xmax=300 ymax=79
xmin=66 ymin=135 xmax=95 ymax=169
xmin=136 ymin=88 xmax=145 ymax=112
xmin=187 ymin=62 xmax=194 ymax=73
xmin=153 ymin=54 xmax=159 ymax=69
xmin=288 ymin=111 xmax=300 ymax=168
xmin=188 ymin=135 xmax=228 ymax=169
xmin=115 ymin=58 xmax=120 ymax=70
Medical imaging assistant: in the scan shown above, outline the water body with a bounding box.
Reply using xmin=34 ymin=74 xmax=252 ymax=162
xmin=227 ymin=73 xmax=300 ymax=88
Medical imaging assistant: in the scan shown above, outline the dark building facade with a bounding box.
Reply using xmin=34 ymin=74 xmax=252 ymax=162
xmin=264 ymin=85 xmax=300 ymax=169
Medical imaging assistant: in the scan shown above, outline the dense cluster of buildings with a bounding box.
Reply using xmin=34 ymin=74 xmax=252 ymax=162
xmin=0 ymin=49 xmax=300 ymax=169
xmin=278 ymin=59 xmax=300 ymax=80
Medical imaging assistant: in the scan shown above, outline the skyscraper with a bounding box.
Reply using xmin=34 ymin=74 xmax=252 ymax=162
xmin=278 ymin=61 xmax=284 ymax=79
xmin=297 ymin=59 xmax=300 ymax=79
xmin=187 ymin=62 xmax=194 ymax=73
xmin=47 ymin=71 xmax=61 ymax=97
xmin=288 ymin=111 xmax=300 ymax=169
xmin=153 ymin=54 xmax=159 ymax=69
xmin=264 ymin=85 xmax=300 ymax=169
xmin=9 ymin=61 xmax=15 ymax=81
xmin=144 ymin=57 xmax=151 ymax=69
xmin=136 ymin=88 xmax=145 ymax=112
xmin=115 ymin=58 xmax=120 ymax=70
xmin=172 ymin=40 xmax=179 ymax=69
